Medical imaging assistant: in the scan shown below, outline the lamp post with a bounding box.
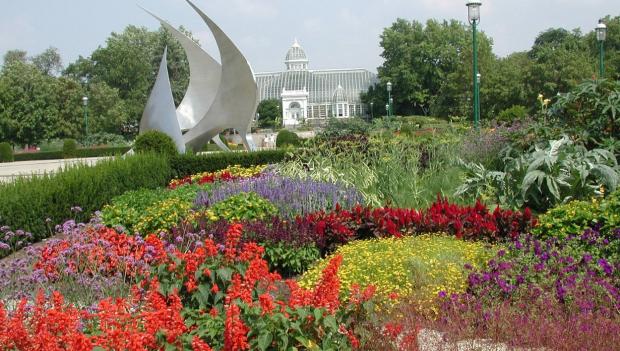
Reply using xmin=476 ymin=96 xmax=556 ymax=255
xmin=467 ymin=0 xmax=481 ymax=129
xmin=386 ymin=81 xmax=393 ymax=118
xmin=385 ymin=104 xmax=389 ymax=117
xmin=82 ymin=96 xmax=89 ymax=139
xmin=370 ymin=102 xmax=374 ymax=120
xmin=596 ymin=19 xmax=607 ymax=78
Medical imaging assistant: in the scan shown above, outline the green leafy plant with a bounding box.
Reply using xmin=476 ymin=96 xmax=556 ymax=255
xmin=497 ymin=105 xmax=528 ymax=123
xmin=134 ymin=130 xmax=178 ymax=156
xmin=209 ymin=192 xmax=279 ymax=222
xmin=0 ymin=142 xmax=13 ymax=163
xmin=62 ymin=139 xmax=78 ymax=159
xmin=550 ymin=79 xmax=620 ymax=145
xmin=276 ymin=130 xmax=301 ymax=148
xmin=263 ymin=243 xmax=320 ymax=277
xmin=457 ymin=136 xmax=620 ymax=211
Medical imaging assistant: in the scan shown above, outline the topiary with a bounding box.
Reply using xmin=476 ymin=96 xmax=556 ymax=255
xmin=134 ymin=130 xmax=178 ymax=156
xmin=0 ymin=142 xmax=13 ymax=163
xmin=497 ymin=105 xmax=528 ymax=123
xmin=276 ymin=130 xmax=301 ymax=148
xmin=62 ymin=139 xmax=78 ymax=159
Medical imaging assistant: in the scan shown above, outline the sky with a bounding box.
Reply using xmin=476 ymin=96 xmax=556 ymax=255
xmin=0 ymin=0 xmax=618 ymax=73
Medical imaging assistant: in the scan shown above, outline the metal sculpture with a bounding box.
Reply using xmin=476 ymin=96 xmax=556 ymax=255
xmin=139 ymin=48 xmax=186 ymax=153
xmin=140 ymin=1 xmax=258 ymax=152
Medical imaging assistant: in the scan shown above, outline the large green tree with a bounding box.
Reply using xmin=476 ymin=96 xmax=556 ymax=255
xmin=64 ymin=25 xmax=192 ymax=137
xmin=256 ymin=99 xmax=281 ymax=128
xmin=369 ymin=18 xmax=494 ymax=119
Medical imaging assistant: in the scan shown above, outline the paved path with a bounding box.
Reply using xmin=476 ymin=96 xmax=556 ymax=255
xmin=0 ymin=157 xmax=109 ymax=183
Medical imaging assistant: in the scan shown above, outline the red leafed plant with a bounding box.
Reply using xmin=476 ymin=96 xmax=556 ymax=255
xmin=298 ymin=196 xmax=536 ymax=252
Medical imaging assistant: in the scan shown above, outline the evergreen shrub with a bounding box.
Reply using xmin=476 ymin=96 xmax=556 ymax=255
xmin=134 ymin=130 xmax=178 ymax=156
xmin=62 ymin=139 xmax=78 ymax=159
xmin=0 ymin=142 xmax=13 ymax=163
xmin=276 ymin=130 xmax=301 ymax=148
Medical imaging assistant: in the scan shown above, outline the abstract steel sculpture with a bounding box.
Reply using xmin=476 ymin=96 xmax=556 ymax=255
xmin=139 ymin=0 xmax=257 ymax=152
xmin=139 ymin=48 xmax=186 ymax=153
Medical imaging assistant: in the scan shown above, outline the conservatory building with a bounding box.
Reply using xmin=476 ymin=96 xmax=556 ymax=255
xmin=255 ymin=39 xmax=377 ymax=127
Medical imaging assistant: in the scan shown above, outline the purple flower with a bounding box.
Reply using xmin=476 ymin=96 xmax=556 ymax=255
xmin=598 ymin=258 xmax=614 ymax=276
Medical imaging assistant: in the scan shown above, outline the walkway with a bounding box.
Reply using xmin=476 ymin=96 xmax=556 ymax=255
xmin=0 ymin=157 xmax=109 ymax=183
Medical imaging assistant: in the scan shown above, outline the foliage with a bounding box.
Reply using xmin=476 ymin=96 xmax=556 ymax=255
xmin=370 ymin=18 xmax=494 ymax=118
xmin=275 ymin=130 xmax=301 ymax=148
xmin=263 ymin=242 xmax=320 ymax=277
xmin=497 ymin=105 xmax=528 ymax=123
xmin=0 ymin=154 xmax=170 ymax=254
xmin=62 ymin=139 xmax=78 ymax=159
xmin=277 ymin=133 xmax=463 ymax=208
xmin=82 ymin=132 xmax=128 ymax=147
xmin=299 ymin=235 xmax=494 ymax=308
xmin=457 ymin=136 xmax=620 ymax=211
xmin=256 ymin=98 xmax=280 ymax=128
xmin=208 ymin=192 xmax=279 ymax=222
xmin=0 ymin=142 xmax=13 ymax=163
xmin=534 ymin=190 xmax=620 ymax=258
xmin=317 ymin=117 xmax=372 ymax=140
xmin=169 ymin=150 xmax=287 ymax=179
xmin=102 ymin=184 xmax=204 ymax=234
xmin=550 ymin=79 xmax=620 ymax=145
xmin=134 ymin=130 xmax=178 ymax=156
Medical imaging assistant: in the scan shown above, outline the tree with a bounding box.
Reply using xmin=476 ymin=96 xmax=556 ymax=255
xmin=0 ymin=61 xmax=57 ymax=146
xmin=3 ymin=50 xmax=27 ymax=67
xmin=482 ymin=52 xmax=531 ymax=119
xmin=525 ymin=28 xmax=594 ymax=106
xmin=31 ymin=47 xmax=63 ymax=76
xmin=64 ymin=25 xmax=193 ymax=138
xmin=584 ymin=15 xmax=620 ymax=81
xmin=370 ymin=18 xmax=494 ymax=118
xmin=256 ymin=99 xmax=280 ymax=128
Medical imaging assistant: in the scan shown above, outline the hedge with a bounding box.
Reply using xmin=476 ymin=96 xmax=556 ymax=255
xmin=170 ymin=150 xmax=288 ymax=178
xmin=13 ymin=146 xmax=132 ymax=162
xmin=0 ymin=154 xmax=171 ymax=256
xmin=0 ymin=142 xmax=13 ymax=163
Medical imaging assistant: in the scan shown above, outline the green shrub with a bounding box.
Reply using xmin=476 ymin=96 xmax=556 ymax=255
xmin=62 ymin=139 xmax=78 ymax=159
xmin=169 ymin=150 xmax=287 ymax=179
xmin=209 ymin=192 xmax=279 ymax=222
xmin=102 ymin=184 xmax=208 ymax=234
xmin=263 ymin=243 xmax=320 ymax=278
xmin=276 ymin=130 xmax=301 ymax=148
xmin=497 ymin=105 xmax=528 ymax=122
xmin=0 ymin=154 xmax=171 ymax=256
xmin=134 ymin=130 xmax=178 ymax=156
xmin=0 ymin=142 xmax=13 ymax=163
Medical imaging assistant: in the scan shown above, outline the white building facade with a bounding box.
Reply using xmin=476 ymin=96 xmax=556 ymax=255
xmin=255 ymin=39 xmax=377 ymax=127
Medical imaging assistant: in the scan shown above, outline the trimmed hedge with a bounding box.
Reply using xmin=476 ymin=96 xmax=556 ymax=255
xmin=0 ymin=154 xmax=171 ymax=256
xmin=134 ymin=130 xmax=178 ymax=156
xmin=62 ymin=139 xmax=78 ymax=159
xmin=13 ymin=146 xmax=131 ymax=162
xmin=0 ymin=142 xmax=13 ymax=163
xmin=170 ymin=150 xmax=287 ymax=178
xmin=276 ymin=130 xmax=301 ymax=148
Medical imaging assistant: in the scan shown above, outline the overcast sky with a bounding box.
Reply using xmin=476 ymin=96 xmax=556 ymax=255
xmin=0 ymin=0 xmax=618 ymax=73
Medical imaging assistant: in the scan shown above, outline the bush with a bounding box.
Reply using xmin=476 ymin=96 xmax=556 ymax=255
xmin=169 ymin=150 xmax=287 ymax=179
xmin=276 ymin=130 xmax=301 ymax=148
xmin=208 ymin=192 xmax=279 ymax=222
xmin=497 ymin=105 xmax=528 ymax=122
xmin=299 ymin=235 xmax=494 ymax=306
xmin=62 ymin=139 xmax=78 ymax=159
xmin=0 ymin=154 xmax=171 ymax=256
xmin=134 ymin=130 xmax=178 ymax=156
xmin=0 ymin=142 xmax=13 ymax=163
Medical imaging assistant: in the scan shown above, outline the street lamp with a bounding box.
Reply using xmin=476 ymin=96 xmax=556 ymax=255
xmin=467 ymin=0 xmax=482 ymax=129
xmin=596 ymin=19 xmax=607 ymax=78
xmin=82 ymin=96 xmax=89 ymax=139
xmin=386 ymin=81 xmax=393 ymax=118
xmin=385 ymin=104 xmax=389 ymax=117
xmin=370 ymin=102 xmax=374 ymax=120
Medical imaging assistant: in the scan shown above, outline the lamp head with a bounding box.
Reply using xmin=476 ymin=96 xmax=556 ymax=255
xmin=466 ymin=1 xmax=482 ymax=24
